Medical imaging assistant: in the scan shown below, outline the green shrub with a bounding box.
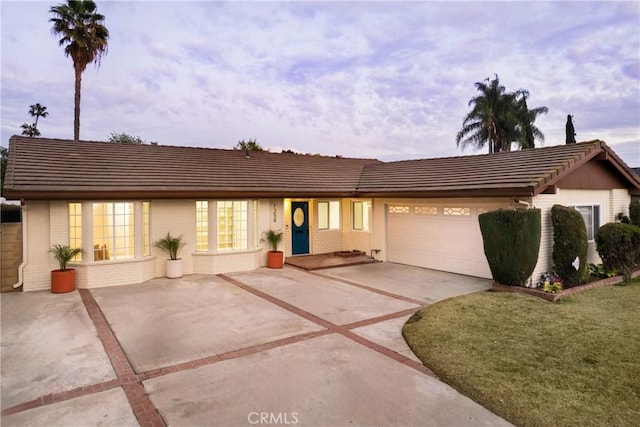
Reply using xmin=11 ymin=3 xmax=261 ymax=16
xmin=595 ymin=222 xmax=640 ymax=282
xmin=630 ymin=200 xmax=640 ymax=227
xmin=551 ymin=205 xmax=588 ymax=287
xmin=478 ymin=209 xmax=541 ymax=286
xmin=586 ymin=263 xmax=617 ymax=279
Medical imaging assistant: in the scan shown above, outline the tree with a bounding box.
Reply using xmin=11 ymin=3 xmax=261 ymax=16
xmin=456 ymin=75 xmax=548 ymax=153
xmin=234 ymin=139 xmax=264 ymax=151
xmin=107 ymin=132 xmax=155 ymax=144
xmin=512 ymin=93 xmax=548 ymax=149
xmin=21 ymin=123 xmax=40 ymax=137
xmin=29 ymin=103 xmax=49 ymax=128
xmin=50 ymin=0 xmax=109 ymax=141
xmin=565 ymin=115 xmax=576 ymax=144
xmin=1 ymin=146 xmax=8 ymax=196
xmin=20 ymin=103 xmax=49 ymax=137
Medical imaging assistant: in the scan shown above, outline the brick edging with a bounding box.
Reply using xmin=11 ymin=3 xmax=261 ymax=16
xmin=78 ymin=289 xmax=166 ymax=427
xmin=492 ymin=269 xmax=640 ymax=302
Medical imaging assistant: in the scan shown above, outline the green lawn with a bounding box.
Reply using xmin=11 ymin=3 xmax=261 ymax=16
xmin=402 ymin=280 xmax=640 ymax=427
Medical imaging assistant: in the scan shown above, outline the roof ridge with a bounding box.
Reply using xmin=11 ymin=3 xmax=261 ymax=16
xmin=377 ymin=140 xmax=604 ymax=167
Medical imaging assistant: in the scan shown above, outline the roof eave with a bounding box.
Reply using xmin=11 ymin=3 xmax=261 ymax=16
xmin=356 ymin=187 xmax=535 ymax=199
xmin=5 ymin=189 xmax=362 ymax=200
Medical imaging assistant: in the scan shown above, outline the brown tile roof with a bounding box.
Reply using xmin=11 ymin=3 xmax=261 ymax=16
xmin=4 ymin=136 xmax=379 ymax=199
xmin=5 ymin=136 xmax=639 ymax=200
xmin=357 ymin=140 xmax=640 ymax=197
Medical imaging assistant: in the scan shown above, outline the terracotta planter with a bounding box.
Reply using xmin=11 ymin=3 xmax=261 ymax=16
xmin=51 ymin=269 xmax=76 ymax=293
xmin=166 ymin=259 xmax=183 ymax=279
xmin=267 ymin=251 xmax=284 ymax=269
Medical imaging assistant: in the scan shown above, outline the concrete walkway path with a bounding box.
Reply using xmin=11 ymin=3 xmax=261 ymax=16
xmin=1 ymin=263 xmax=508 ymax=427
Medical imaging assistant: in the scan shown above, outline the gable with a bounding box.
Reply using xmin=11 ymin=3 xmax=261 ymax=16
xmin=555 ymin=158 xmax=628 ymax=190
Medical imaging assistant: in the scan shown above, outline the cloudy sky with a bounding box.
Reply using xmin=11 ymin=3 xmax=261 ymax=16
xmin=1 ymin=1 xmax=639 ymax=166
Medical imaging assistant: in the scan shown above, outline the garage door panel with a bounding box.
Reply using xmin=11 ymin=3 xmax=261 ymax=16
xmin=387 ymin=206 xmax=492 ymax=279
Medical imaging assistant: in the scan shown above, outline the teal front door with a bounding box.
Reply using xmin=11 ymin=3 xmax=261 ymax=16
xmin=291 ymin=202 xmax=309 ymax=255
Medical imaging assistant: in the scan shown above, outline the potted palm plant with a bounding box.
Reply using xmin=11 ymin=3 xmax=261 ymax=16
xmin=154 ymin=232 xmax=186 ymax=278
xmin=50 ymin=244 xmax=83 ymax=293
xmin=263 ymin=229 xmax=284 ymax=269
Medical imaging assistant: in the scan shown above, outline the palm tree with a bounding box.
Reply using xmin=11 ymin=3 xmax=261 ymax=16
xmin=50 ymin=0 xmax=109 ymax=141
xmin=512 ymin=92 xmax=548 ymax=149
xmin=29 ymin=103 xmax=49 ymax=129
xmin=21 ymin=123 xmax=40 ymax=137
xmin=456 ymin=75 xmax=515 ymax=153
xmin=457 ymin=75 xmax=548 ymax=153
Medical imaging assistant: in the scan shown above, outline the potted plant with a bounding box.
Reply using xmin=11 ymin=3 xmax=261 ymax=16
xmin=154 ymin=232 xmax=186 ymax=278
xmin=263 ymin=229 xmax=284 ymax=269
xmin=50 ymin=244 xmax=83 ymax=293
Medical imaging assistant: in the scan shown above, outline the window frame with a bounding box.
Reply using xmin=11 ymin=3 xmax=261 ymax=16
xmin=217 ymin=200 xmax=249 ymax=251
xmin=92 ymin=202 xmax=135 ymax=261
xmin=572 ymin=205 xmax=600 ymax=242
xmin=318 ymin=200 xmax=340 ymax=230
xmin=352 ymin=200 xmax=371 ymax=231
xmin=68 ymin=203 xmax=83 ymax=261
xmin=196 ymin=201 xmax=209 ymax=252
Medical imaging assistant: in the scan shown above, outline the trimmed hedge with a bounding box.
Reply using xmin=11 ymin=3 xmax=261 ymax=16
xmin=630 ymin=200 xmax=640 ymax=228
xmin=595 ymin=222 xmax=640 ymax=282
xmin=551 ymin=205 xmax=588 ymax=287
xmin=478 ymin=209 xmax=541 ymax=286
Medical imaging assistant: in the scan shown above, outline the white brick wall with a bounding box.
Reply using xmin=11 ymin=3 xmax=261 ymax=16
xmin=531 ymin=188 xmax=630 ymax=285
xmin=610 ymin=188 xmax=631 ymax=219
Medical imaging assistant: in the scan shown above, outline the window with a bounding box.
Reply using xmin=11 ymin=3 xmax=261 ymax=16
xmin=196 ymin=201 xmax=209 ymax=252
xmin=318 ymin=201 xmax=340 ymax=230
xmin=444 ymin=207 xmax=470 ymax=216
xmin=142 ymin=202 xmax=150 ymax=256
xmin=415 ymin=206 xmax=438 ymax=215
xmin=69 ymin=203 xmax=82 ymax=261
xmin=388 ymin=205 xmax=410 ymax=214
xmin=253 ymin=200 xmax=260 ymax=248
xmin=93 ymin=203 xmax=135 ymax=260
xmin=217 ymin=201 xmax=248 ymax=251
xmin=352 ymin=201 xmax=371 ymax=231
xmin=573 ymin=205 xmax=600 ymax=241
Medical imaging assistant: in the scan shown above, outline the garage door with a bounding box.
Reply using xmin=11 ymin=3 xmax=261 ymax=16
xmin=387 ymin=204 xmax=495 ymax=279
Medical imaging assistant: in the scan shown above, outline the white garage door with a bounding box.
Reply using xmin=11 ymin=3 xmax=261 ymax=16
xmin=387 ymin=204 xmax=496 ymax=279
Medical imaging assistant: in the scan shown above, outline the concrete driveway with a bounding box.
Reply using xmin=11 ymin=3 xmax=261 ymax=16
xmin=1 ymin=263 xmax=510 ymax=427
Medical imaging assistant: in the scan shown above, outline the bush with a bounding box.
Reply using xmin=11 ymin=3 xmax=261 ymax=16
xmin=551 ymin=205 xmax=588 ymax=287
xmin=630 ymin=200 xmax=640 ymax=227
xmin=478 ymin=209 xmax=541 ymax=286
xmin=595 ymin=222 xmax=640 ymax=282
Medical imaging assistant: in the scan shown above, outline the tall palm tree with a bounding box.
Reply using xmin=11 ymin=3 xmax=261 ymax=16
xmin=29 ymin=103 xmax=49 ymax=129
xmin=456 ymin=75 xmax=515 ymax=153
xmin=50 ymin=0 xmax=108 ymax=141
xmin=456 ymin=75 xmax=548 ymax=153
xmin=512 ymin=92 xmax=548 ymax=149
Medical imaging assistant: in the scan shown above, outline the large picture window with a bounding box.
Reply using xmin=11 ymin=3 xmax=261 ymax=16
xmin=93 ymin=202 xmax=134 ymax=261
xmin=318 ymin=201 xmax=340 ymax=230
xmin=352 ymin=201 xmax=371 ymax=231
xmin=217 ymin=201 xmax=248 ymax=251
xmin=573 ymin=205 xmax=600 ymax=241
